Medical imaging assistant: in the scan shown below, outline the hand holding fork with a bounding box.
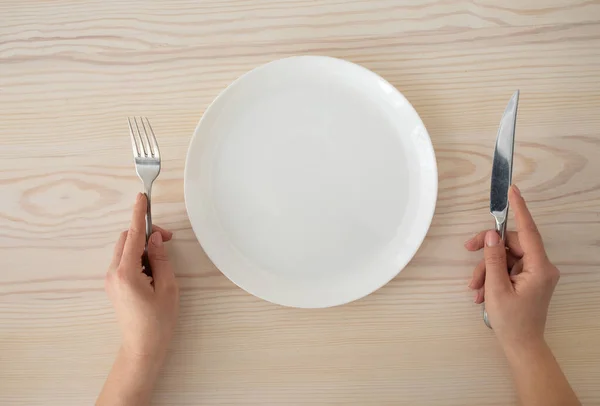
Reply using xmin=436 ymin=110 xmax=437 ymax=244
xmin=128 ymin=117 xmax=161 ymax=276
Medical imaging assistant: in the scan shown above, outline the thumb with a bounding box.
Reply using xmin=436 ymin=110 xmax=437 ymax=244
xmin=147 ymin=232 xmax=176 ymax=291
xmin=483 ymin=230 xmax=513 ymax=293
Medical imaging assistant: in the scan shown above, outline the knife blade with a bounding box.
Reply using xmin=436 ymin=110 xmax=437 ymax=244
xmin=490 ymin=90 xmax=519 ymax=240
xmin=483 ymin=90 xmax=519 ymax=329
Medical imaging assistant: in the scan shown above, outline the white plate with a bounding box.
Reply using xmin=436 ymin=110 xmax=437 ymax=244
xmin=184 ymin=56 xmax=437 ymax=308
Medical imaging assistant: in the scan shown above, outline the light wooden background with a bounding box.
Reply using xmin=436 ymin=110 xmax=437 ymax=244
xmin=1 ymin=1 xmax=600 ymax=405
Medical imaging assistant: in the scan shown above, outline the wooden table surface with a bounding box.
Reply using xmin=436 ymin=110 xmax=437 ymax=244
xmin=2 ymin=1 xmax=600 ymax=405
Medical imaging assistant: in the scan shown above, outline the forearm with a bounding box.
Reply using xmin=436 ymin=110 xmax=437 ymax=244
xmin=97 ymin=347 xmax=164 ymax=406
xmin=504 ymin=339 xmax=580 ymax=406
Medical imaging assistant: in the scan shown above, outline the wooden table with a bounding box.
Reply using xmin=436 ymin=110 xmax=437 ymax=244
xmin=1 ymin=1 xmax=600 ymax=405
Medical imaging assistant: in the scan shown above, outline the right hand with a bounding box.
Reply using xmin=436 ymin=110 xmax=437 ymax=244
xmin=465 ymin=185 xmax=560 ymax=349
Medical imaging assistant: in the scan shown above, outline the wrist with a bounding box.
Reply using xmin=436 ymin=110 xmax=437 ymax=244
xmin=118 ymin=345 xmax=165 ymax=381
xmin=121 ymin=337 xmax=169 ymax=365
xmin=501 ymin=335 xmax=549 ymax=365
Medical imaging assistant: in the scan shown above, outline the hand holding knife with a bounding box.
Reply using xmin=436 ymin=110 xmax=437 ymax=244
xmin=483 ymin=90 xmax=519 ymax=328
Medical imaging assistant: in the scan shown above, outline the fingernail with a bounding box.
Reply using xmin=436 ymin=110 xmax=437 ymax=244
xmin=151 ymin=232 xmax=163 ymax=246
xmin=485 ymin=230 xmax=500 ymax=247
xmin=136 ymin=192 xmax=143 ymax=202
xmin=473 ymin=291 xmax=480 ymax=303
xmin=512 ymin=184 xmax=521 ymax=197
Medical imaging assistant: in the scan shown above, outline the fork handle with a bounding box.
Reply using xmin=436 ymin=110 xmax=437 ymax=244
xmin=143 ymin=188 xmax=153 ymax=277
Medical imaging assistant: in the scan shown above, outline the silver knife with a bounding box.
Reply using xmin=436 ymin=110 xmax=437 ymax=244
xmin=483 ymin=90 xmax=519 ymax=329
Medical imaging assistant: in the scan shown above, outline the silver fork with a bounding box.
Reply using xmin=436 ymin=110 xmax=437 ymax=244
xmin=128 ymin=117 xmax=161 ymax=275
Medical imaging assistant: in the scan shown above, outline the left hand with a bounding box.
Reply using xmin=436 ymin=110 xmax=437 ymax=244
xmin=105 ymin=193 xmax=180 ymax=364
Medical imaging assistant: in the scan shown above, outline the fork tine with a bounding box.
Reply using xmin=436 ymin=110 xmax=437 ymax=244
xmin=133 ymin=116 xmax=148 ymax=156
xmin=140 ymin=116 xmax=152 ymax=157
xmin=133 ymin=116 xmax=146 ymax=157
xmin=143 ymin=118 xmax=160 ymax=159
xmin=134 ymin=117 xmax=146 ymax=156
xmin=128 ymin=117 xmax=141 ymax=157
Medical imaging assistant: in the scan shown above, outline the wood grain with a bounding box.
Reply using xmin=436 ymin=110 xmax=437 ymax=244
xmin=1 ymin=0 xmax=600 ymax=405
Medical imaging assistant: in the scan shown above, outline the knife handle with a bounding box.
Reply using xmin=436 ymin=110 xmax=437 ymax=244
xmin=495 ymin=216 xmax=507 ymax=242
xmin=483 ymin=214 xmax=509 ymax=329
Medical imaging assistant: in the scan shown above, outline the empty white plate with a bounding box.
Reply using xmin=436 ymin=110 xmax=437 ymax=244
xmin=184 ymin=56 xmax=437 ymax=308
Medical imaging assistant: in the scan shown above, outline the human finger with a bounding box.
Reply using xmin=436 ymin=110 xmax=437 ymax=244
xmin=474 ymin=287 xmax=485 ymax=304
xmin=510 ymin=259 xmax=524 ymax=280
xmin=147 ymin=232 xmax=177 ymax=293
xmin=465 ymin=230 xmax=523 ymax=257
xmin=469 ymin=251 xmax=520 ymax=290
xmin=152 ymin=225 xmax=173 ymax=241
xmin=507 ymin=252 xmax=520 ymax=270
xmin=110 ymin=226 xmax=170 ymax=270
xmin=469 ymin=259 xmax=486 ymax=290
xmin=483 ymin=230 xmax=513 ymax=293
xmin=509 ymin=185 xmax=547 ymax=262
xmin=109 ymin=230 xmax=128 ymax=270
xmin=122 ymin=193 xmax=148 ymax=269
